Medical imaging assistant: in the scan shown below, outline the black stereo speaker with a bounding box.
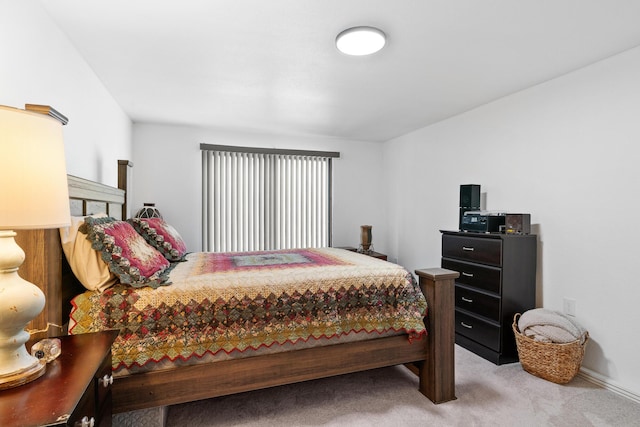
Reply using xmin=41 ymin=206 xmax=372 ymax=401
xmin=460 ymin=184 xmax=480 ymax=208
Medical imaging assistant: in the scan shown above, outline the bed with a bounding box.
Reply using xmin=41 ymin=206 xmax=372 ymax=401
xmin=21 ymin=160 xmax=457 ymax=416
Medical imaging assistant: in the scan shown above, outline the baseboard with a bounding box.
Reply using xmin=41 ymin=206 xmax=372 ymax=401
xmin=578 ymin=367 xmax=640 ymax=404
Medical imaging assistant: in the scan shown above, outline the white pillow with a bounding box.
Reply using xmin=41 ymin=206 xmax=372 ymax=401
xmin=59 ymin=214 xmax=118 ymax=292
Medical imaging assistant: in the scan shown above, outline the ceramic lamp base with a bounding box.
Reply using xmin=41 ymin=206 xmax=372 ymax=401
xmin=0 ymin=358 xmax=46 ymax=390
xmin=0 ymin=230 xmax=46 ymax=390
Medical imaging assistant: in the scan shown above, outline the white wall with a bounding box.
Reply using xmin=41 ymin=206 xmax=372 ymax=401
xmin=132 ymin=123 xmax=386 ymax=253
xmin=384 ymin=46 xmax=640 ymax=397
xmin=1 ymin=2 xmax=131 ymax=186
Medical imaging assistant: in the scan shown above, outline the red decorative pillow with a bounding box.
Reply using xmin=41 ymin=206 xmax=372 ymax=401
xmin=129 ymin=218 xmax=188 ymax=261
xmin=81 ymin=217 xmax=172 ymax=288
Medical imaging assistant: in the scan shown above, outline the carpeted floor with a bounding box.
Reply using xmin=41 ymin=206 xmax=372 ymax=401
xmin=118 ymin=345 xmax=640 ymax=426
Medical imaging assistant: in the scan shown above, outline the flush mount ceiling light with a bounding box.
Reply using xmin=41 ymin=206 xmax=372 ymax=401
xmin=336 ymin=26 xmax=386 ymax=56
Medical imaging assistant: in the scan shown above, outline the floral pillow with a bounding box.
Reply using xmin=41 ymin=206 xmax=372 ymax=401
xmin=129 ymin=217 xmax=188 ymax=261
xmin=80 ymin=216 xmax=172 ymax=288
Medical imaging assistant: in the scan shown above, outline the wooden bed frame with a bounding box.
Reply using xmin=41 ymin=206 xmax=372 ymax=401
xmin=20 ymin=160 xmax=457 ymax=414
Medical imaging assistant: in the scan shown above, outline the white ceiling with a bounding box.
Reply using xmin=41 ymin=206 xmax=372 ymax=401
xmin=40 ymin=0 xmax=640 ymax=142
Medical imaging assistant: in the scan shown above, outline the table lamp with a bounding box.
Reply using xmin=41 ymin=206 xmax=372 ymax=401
xmin=134 ymin=202 xmax=163 ymax=219
xmin=0 ymin=105 xmax=70 ymax=389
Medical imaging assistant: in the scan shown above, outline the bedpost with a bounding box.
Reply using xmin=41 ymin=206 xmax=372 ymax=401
xmin=118 ymin=159 xmax=133 ymax=220
xmin=415 ymin=268 xmax=458 ymax=403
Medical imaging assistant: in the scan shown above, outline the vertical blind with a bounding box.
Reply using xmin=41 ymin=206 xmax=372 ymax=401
xmin=201 ymin=144 xmax=339 ymax=252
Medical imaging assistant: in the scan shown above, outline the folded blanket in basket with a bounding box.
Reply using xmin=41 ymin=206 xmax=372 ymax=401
xmin=518 ymin=308 xmax=587 ymax=344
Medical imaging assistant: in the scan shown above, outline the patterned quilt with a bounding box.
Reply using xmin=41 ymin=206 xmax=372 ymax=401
xmin=69 ymin=248 xmax=428 ymax=371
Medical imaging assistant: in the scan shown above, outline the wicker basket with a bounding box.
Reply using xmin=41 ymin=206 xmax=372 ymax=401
xmin=512 ymin=313 xmax=588 ymax=384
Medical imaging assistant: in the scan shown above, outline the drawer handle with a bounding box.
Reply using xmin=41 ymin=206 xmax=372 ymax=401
xmin=100 ymin=374 xmax=113 ymax=388
xmin=460 ymin=321 xmax=473 ymax=329
xmin=462 ymin=272 xmax=474 ymax=277
xmin=77 ymin=416 xmax=95 ymax=427
xmin=461 ymin=297 xmax=473 ymax=303
xmin=462 ymin=246 xmax=474 ymax=251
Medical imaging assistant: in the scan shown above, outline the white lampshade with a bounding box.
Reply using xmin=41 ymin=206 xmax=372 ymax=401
xmin=0 ymin=105 xmax=70 ymax=229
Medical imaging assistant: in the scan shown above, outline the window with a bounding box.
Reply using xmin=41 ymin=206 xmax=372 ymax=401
xmin=201 ymin=144 xmax=339 ymax=252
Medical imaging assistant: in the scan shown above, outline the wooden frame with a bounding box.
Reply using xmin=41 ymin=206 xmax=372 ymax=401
xmin=27 ymin=162 xmax=457 ymax=414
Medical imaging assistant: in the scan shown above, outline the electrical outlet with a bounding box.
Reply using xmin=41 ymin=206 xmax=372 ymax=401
xmin=563 ymin=298 xmax=576 ymax=317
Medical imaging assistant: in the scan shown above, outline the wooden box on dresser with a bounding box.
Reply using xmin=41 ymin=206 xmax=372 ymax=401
xmin=440 ymin=230 xmax=537 ymax=365
xmin=0 ymin=331 xmax=118 ymax=427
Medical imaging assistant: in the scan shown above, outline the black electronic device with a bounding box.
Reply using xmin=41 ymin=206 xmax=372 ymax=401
xmin=459 ymin=184 xmax=481 ymax=230
xmin=459 ymin=184 xmax=480 ymax=208
xmin=505 ymin=213 xmax=531 ymax=235
xmin=461 ymin=211 xmax=506 ymax=233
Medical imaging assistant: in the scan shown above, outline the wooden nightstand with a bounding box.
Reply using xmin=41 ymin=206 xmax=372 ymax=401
xmin=337 ymin=246 xmax=388 ymax=261
xmin=0 ymin=330 xmax=118 ymax=427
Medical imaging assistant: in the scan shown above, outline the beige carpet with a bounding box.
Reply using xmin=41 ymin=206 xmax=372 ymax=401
xmin=120 ymin=345 xmax=640 ymax=426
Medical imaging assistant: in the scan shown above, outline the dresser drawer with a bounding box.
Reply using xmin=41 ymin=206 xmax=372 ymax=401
xmin=69 ymin=385 xmax=96 ymax=427
xmin=442 ymin=258 xmax=502 ymax=294
xmin=442 ymin=234 xmax=502 ymax=266
xmin=455 ymin=309 xmax=501 ymax=352
xmin=455 ymin=285 xmax=500 ymax=321
xmin=95 ymin=352 xmax=113 ymax=427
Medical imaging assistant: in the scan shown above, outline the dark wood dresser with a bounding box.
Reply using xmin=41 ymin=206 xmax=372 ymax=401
xmin=0 ymin=331 xmax=118 ymax=427
xmin=440 ymin=230 xmax=537 ymax=364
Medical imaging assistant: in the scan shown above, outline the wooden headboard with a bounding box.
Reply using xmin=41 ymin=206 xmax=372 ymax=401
xmin=20 ymin=160 xmax=131 ymax=340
